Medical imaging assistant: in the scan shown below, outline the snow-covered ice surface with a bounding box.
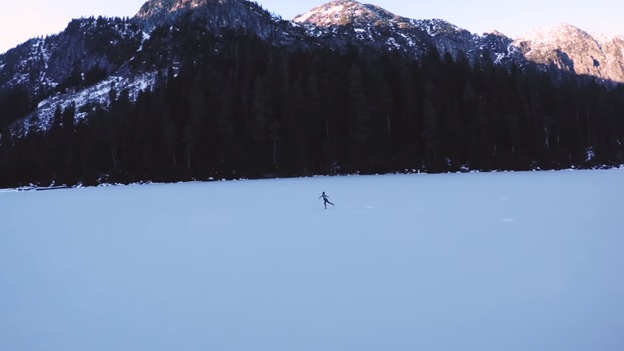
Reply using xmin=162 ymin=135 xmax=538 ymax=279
xmin=1 ymin=170 xmax=623 ymax=351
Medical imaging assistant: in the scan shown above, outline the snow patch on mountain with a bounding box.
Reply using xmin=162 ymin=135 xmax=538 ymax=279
xmin=137 ymin=31 xmax=152 ymax=52
xmin=511 ymin=22 xmax=624 ymax=82
xmin=294 ymin=4 xmax=345 ymax=24
xmin=515 ymin=23 xmax=595 ymax=47
xmin=293 ymin=0 xmax=402 ymax=27
xmin=591 ymin=31 xmax=624 ymax=44
xmin=414 ymin=19 xmax=464 ymax=37
xmin=386 ymin=37 xmax=402 ymax=50
xmin=494 ymin=52 xmax=505 ymax=64
xmin=14 ymin=72 xmax=158 ymax=136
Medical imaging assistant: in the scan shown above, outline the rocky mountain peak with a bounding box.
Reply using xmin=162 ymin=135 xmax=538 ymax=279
xmin=134 ymin=0 xmax=271 ymax=31
xmin=293 ymin=0 xmax=405 ymax=27
xmin=136 ymin=0 xmax=229 ymax=19
xmin=512 ymin=22 xmax=624 ymax=83
xmin=484 ymin=29 xmax=507 ymax=38
xmin=515 ymin=23 xmax=593 ymax=46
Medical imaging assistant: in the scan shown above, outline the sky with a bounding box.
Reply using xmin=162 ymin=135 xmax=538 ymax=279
xmin=1 ymin=170 xmax=623 ymax=351
xmin=0 ymin=0 xmax=622 ymax=53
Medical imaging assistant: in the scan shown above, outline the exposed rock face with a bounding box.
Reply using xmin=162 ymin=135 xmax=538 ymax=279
xmin=293 ymin=0 xmax=500 ymax=64
xmin=293 ymin=0 xmax=403 ymax=26
xmin=135 ymin=0 xmax=290 ymax=40
xmin=292 ymin=0 xmax=526 ymax=74
xmin=513 ymin=23 xmax=624 ymax=82
xmin=0 ymin=18 xmax=143 ymax=97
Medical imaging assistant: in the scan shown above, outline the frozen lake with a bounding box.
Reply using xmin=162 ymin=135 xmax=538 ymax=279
xmin=1 ymin=170 xmax=623 ymax=351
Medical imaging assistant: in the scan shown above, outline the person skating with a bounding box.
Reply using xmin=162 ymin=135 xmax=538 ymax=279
xmin=319 ymin=191 xmax=334 ymax=209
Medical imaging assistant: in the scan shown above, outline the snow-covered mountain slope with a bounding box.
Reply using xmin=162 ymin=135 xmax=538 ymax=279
xmin=0 ymin=17 xmax=144 ymax=98
xmin=0 ymin=0 xmax=305 ymax=136
xmin=1 ymin=0 xmax=623 ymax=137
xmin=294 ymin=0 xmax=403 ymax=27
xmin=15 ymin=73 xmax=158 ymax=136
xmin=293 ymin=0 xmax=490 ymax=62
xmin=292 ymin=1 xmax=624 ymax=83
xmin=513 ymin=23 xmax=624 ymax=83
xmin=135 ymin=0 xmax=293 ymax=39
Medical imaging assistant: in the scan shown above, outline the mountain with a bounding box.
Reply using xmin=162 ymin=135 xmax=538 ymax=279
xmin=0 ymin=0 xmax=301 ymax=134
xmin=1 ymin=0 xmax=623 ymax=135
xmin=512 ymin=23 xmax=624 ymax=83
xmin=293 ymin=0 xmax=512 ymax=64
xmin=0 ymin=17 xmax=144 ymax=98
xmin=292 ymin=1 xmax=624 ymax=83
xmin=1 ymin=0 xmax=624 ymax=188
xmin=135 ymin=0 xmax=293 ymax=39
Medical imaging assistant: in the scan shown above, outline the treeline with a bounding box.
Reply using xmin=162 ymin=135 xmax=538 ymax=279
xmin=1 ymin=30 xmax=624 ymax=188
xmin=0 ymin=85 xmax=32 ymax=127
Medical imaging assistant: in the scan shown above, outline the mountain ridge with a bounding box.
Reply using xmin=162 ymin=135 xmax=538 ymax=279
xmin=512 ymin=22 xmax=624 ymax=82
xmin=1 ymin=0 xmax=623 ymax=135
xmin=291 ymin=0 xmax=624 ymax=84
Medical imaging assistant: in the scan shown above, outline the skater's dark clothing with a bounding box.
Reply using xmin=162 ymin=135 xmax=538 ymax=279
xmin=319 ymin=191 xmax=334 ymax=209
